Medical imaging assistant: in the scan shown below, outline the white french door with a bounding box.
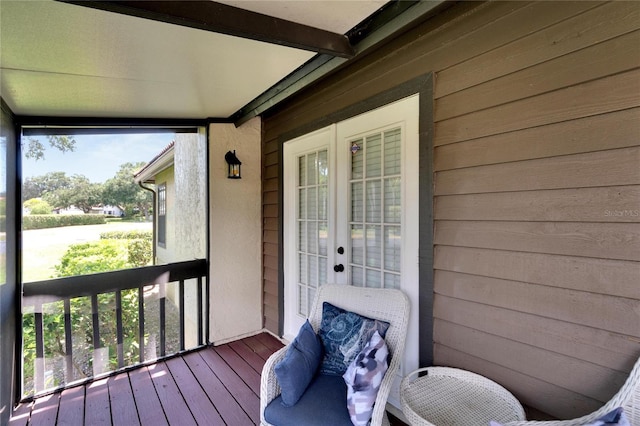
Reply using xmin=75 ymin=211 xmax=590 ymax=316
xmin=283 ymin=95 xmax=420 ymax=405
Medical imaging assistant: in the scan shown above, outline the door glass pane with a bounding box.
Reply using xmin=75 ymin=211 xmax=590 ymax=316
xmin=318 ymin=186 xmax=328 ymax=221
xmin=296 ymin=149 xmax=329 ymax=317
xmin=319 ymin=258 xmax=327 ymax=286
xmin=384 ymin=272 xmax=400 ymax=289
xmin=298 ymin=288 xmax=308 ymax=317
xmin=318 ymin=150 xmax=328 ymax=184
xmin=349 ymin=127 xmax=402 ymax=290
xmin=319 ymin=221 xmax=328 ymax=256
xmin=298 ymin=221 xmax=306 ymax=255
xmin=307 ymin=221 xmax=317 ymax=254
xmin=308 ymin=256 xmax=318 ymax=287
xmin=351 ymin=225 xmax=364 ymax=265
xmin=366 ymin=180 xmax=381 ymax=223
xmin=298 ymin=188 xmax=306 ymax=219
xmin=299 ymin=156 xmax=306 ymax=186
xmin=307 ymin=152 xmax=317 ymax=185
xmin=351 ymin=266 xmax=364 ymax=287
xmin=384 ymin=226 xmax=401 ymax=272
xmin=366 ymin=269 xmax=381 ymax=288
xmin=351 ymin=182 xmax=363 ymax=222
xmin=351 ymin=138 xmax=364 ymax=179
xmin=365 ymin=134 xmax=382 ymax=178
xmin=384 ymin=178 xmax=401 ymax=223
xmin=384 ymin=128 xmax=401 ymax=175
xmin=307 ymin=187 xmax=317 ymax=220
xmin=366 ymin=225 xmax=381 ymax=268
xmin=299 ymin=253 xmax=307 ymax=285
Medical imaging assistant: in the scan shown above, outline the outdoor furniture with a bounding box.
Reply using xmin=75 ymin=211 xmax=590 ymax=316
xmin=400 ymin=366 xmax=526 ymax=426
xmin=260 ymin=284 xmax=410 ymax=426
xmin=503 ymin=354 xmax=640 ymax=426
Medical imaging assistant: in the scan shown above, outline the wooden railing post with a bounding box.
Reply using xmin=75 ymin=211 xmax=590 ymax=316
xmin=115 ymin=290 xmax=124 ymax=369
xmin=34 ymin=302 xmax=44 ymax=393
xmin=64 ymin=299 xmax=73 ymax=383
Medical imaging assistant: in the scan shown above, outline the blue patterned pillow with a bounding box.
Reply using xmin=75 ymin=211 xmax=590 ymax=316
xmin=343 ymin=331 xmax=389 ymax=426
xmin=318 ymin=302 xmax=390 ymax=376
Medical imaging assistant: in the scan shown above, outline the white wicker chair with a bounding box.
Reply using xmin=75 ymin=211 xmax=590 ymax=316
xmin=260 ymin=284 xmax=410 ymax=426
xmin=504 ymin=354 xmax=640 ymax=426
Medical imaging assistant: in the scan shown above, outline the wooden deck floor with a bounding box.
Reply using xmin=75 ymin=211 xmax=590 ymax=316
xmin=9 ymin=333 xmax=284 ymax=426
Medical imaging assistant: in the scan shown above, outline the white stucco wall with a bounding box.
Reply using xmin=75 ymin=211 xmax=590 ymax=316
xmin=209 ymin=117 xmax=263 ymax=343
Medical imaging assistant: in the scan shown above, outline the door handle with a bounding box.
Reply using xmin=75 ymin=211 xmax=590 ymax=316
xmin=333 ymin=264 xmax=344 ymax=273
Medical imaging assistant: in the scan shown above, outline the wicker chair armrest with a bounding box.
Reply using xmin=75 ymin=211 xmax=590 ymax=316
xmin=260 ymin=346 xmax=288 ymax=426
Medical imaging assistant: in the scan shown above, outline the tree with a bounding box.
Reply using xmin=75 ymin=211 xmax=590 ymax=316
xmin=23 ymin=198 xmax=52 ymax=215
xmin=46 ymin=175 xmax=103 ymax=213
xmin=23 ymin=172 xmax=72 ymax=201
xmin=24 ymin=136 xmax=76 ymax=161
xmin=102 ymin=162 xmax=152 ymax=217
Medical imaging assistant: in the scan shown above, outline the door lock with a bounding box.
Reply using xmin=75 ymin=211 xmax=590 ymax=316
xmin=337 ymin=247 xmax=344 ymax=255
xmin=333 ymin=264 xmax=344 ymax=273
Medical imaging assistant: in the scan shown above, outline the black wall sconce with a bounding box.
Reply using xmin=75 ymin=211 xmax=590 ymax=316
xmin=225 ymin=150 xmax=242 ymax=179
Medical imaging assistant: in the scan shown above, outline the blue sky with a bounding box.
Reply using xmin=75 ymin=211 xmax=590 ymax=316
xmin=22 ymin=133 xmax=176 ymax=183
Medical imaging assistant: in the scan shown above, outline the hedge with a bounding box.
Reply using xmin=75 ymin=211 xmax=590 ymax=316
xmin=100 ymin=230 xmax=152 ymax=241
xmin=22 ymin=214 xmax=106 ymax=230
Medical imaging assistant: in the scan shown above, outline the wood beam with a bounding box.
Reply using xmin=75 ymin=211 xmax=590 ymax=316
xmin=56 ymin=0 xmax=355 ymax=58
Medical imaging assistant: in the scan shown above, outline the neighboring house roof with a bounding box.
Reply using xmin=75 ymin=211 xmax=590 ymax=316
xmin=134 ymin=141 xmax=175 ymax=184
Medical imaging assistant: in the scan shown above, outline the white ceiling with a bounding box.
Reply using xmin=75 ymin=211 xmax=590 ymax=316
xmin=0 ymin=0 xmax=386 ymax=119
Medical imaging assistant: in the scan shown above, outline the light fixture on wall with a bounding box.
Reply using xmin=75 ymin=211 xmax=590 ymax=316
xmin=225 ymin=150 xmax=242 ymax=179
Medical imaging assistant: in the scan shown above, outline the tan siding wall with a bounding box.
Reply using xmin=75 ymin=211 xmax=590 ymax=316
xmin=262 ymin=1 xmax=640 ymax=418
xmin=430 ymin=0 xmax=640 ymax=419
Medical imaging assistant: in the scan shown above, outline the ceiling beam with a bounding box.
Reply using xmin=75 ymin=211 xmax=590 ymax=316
xmin=56 ymin=0 xmax=355 ymax=58
xmin=232 ymin=0 xmax=448 ymax=126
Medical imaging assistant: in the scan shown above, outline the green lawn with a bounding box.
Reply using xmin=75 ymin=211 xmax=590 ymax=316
xmin=22 ymin=222 xmax=152 ymax=282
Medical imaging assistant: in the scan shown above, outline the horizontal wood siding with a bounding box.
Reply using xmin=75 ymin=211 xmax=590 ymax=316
xmin=430 ymin=0 xmax=640 ymax=420
xmin=261 ymin=0 xmax=640 ymax=418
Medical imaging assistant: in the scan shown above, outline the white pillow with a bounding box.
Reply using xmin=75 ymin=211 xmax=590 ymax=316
xmin=343 ymin=330 xmax=389 ymax=426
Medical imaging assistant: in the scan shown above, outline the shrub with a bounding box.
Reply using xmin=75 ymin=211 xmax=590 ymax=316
xmin=23 ymin=198 xmax=52 ymax=215
xmin=127 ymin=239 xmax=152 ymax=267
xmin=23 ymin=214 xmax=106 ymax=230
xmin=99 ymin=230 xmax=152 ymax=267
xmin=100 ymin=230 xmax=152 ymax=241
xmin=54 ymin=240 xmax=129 ymax=277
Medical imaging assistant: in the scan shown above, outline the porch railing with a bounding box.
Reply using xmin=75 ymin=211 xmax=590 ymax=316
xmin=21 ymin=259 xmax=208 ymax=397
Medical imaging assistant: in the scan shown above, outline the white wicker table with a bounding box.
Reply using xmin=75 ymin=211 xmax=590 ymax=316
xmin=400 ymin=367 xmax=526 ymax=426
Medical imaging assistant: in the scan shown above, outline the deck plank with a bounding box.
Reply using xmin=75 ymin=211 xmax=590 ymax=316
xmin=56 ymin=386 xmax=84 ymax=426
xmin=9 ymin=401 xmax=33 ymax=426
xmin=183 ymin=351 xmax=254 ymax=426
xmin=242 ymin=334 xmax=281 ymax=361
xmin=215 ymin=345 xmax=262 ymax=394
xmin=129 ymin=365 xmax=169 ymax=426
xmin=29 ymin=393 xmax=59 ymax=426
xmin=11 ymin=334 xmax=284 ymax=426
xmin=165 ymin=356 xmax=224 ymax=425
xmin=108 ymin=372 xmax=140 ymax=426
xmin=254 ymin=333 xmax=285 ymax=353
xmin=200 ymin=347 xmax=261 ymax=424
xmin=229 ymin=340 xmax=268 ymax=373
xmin=148 ymin=361 xmax=197 ymax=426
xmin=84 ymin=377 xmax=111 ymax=425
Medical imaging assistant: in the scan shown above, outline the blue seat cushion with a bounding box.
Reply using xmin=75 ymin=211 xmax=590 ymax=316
xmin=264 ymin=374 xmax=352 ymax=426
